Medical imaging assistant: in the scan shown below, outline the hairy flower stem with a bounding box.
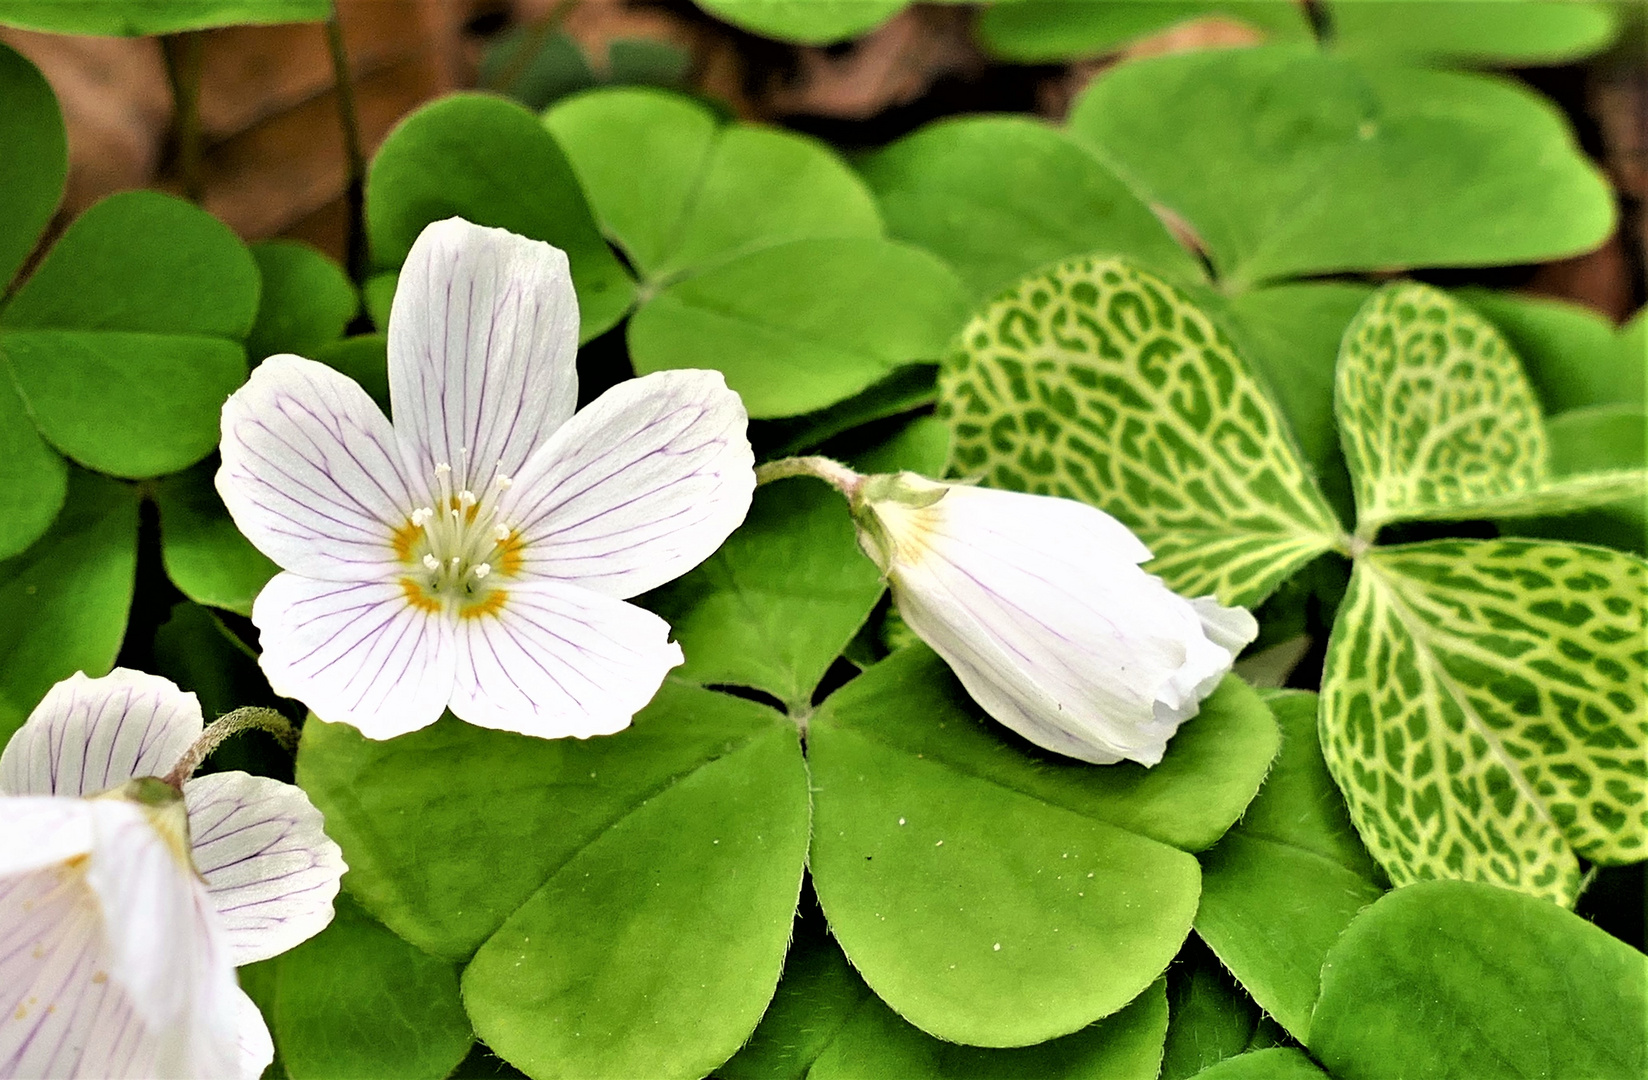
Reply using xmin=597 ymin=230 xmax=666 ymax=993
xmin=163 ymin=708 xmax=301 ymax=789
xmin=753 ymin=456 xmax=865 ymax=498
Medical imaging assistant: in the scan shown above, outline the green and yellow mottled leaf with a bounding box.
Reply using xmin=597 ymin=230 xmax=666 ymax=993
xmin=939 ymin=256 xmax=1344 ymax=607
xmin=1320 ymin=539 xmax=1647 ymax=906
xmin=1338 ymin=282 xmax=1565 ymax=535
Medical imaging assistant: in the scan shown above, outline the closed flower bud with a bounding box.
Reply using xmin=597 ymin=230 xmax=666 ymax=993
xmin=848 ymin=471 xmax=1257 ymax=767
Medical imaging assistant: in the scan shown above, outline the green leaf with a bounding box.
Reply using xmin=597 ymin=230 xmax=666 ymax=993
xmin=940 ymin=255 xmax=1344 ymax=607
xmin=689 ymin=0 xmax=907 ymax=44
xmin=1511 ymin=405 xmax=1646 ymax=556
xmin=859 ymin=115 xmax=1201 ymax=298
xmin=806 ymin=646 xmax=1276 ymax=1045
xmin=850 ymin=414 xmax=950 ymax=478
xmin=630 ymin=237 xmax=969 ymax=418
xmin=1160 ymin=952 xmax=1263 ymax=1080
xmin=246 ymin=240 xmax=357 ymax=362
xmin=1320 ymin=539 xmax=1647 ymax=907
xmin=0 ymin=469 xmax=137 ymax=743
xmin=367 ymin=93 xmax=634 ymax=342
xmin=1329 ymin=0 xmax=1621 ymax=65
xmin=150 ymin=601 xmax=282 ymax=779
xmin=1068 ymin=47 xmax=1615 ymax=289
xmin=976 ymin=2 xmax=1310 ymax=62
xmin=311 ymin=333 xmax=391 ymax=414
xmin=1188 ymin=1048 xmax=1330 ymax=1079
xmin=641 ymin=477 xmax=884 ymax=710
xmin=0 ymin=0 xmax=329 ymax=33
xmin=1310 ymin=880 xmax=1647 ymax=1080
xmin=0 ymin=41 xmax=65 ymax=291
xmin=1222 ymin=282 xmax=1372 ymax=525
xmin=464 ymin=723 xmax=808 ymax=1079
xmin=1457 ymin=288 xmax=1644 ymax=413
xmin=1336 ymin=282 xmax=1640 ymax=533
xmin=297 ymin=684 xmax=809 ymax=1078
xmin=0 ymin=190 xmax=256 ymax=478
xmin=255 ymin=893 xmax=473 ymax=1080
xmin=154 ymin=461 xmax=278 ymax=617
xmin=0 ymin=372 xmax=67 ymax=560
xmin=545 ymin=88 xmax=881 ymax=283
xmin=1195 ymin=691 xmax=1383 ymax=1042
xmin=754 ymin=364 xmax=938 ymax=460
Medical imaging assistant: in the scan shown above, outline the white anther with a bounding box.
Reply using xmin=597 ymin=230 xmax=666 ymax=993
xmin=411 ymin=507 xmax=432 ymax=527
xmin=423 ymin=554 xmax=440 ymax=571
xmin=458 ymin=490 xmax=477 ymax=506
xmin=495 ymin=524 xmax=512 ymax=542
xmin=495 ymin=475 xmax=513 ymax=490
xmin=434 ymin=462 xmax=451 ymax=475
xmin=449 ymin=556 xmax=461 ymax=569
xmin=474 ymin=563 xmax=491 ymax=579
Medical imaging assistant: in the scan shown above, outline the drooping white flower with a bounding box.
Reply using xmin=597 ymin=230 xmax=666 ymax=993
xmin=0 ymin=669 xmax=346 ymax=1079
xmin=846 ymin=469 xmax=1258 ymax=766
xmin=217 ymin=217 xmax=755 ymax=740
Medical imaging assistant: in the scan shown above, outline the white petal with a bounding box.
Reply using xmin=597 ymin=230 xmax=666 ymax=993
xmin=881 ymin=485 xmax=1241 ymax=766
xmin=0 ymin=670 xmax=203 ymax=798
xmin=252 ymin=572 xmax=456 ymax=739
xmin=185 ymin=771 xmax=345 ymax=966
xmin=84 ymin=801 xmax=241 ymax=1080
xmin=0 ymin=797 xmax=93 ymax=875
xmin=218 ymin=354 xmax=420 ymax=582
xmin=389 ymin=217 xmax=580 ymax=494
xmin=233 ymin=987 xmax=274 ymax=1080
xmin=499 ymin=369 xmax=755 ymax=598
xmin=449 ymin=580 xmax=684 ymax=739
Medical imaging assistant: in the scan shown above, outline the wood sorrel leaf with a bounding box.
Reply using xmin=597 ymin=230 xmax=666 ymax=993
xmin=251 ymin=893 xmax=473 ymax=1080
xmin=1191 ymin=1048 xmax=1331 ymax=1079
xmin=1195 ymin=691 xmax=1383 ymax=1042
xmin=629 ymin=237 xmax=969 ymax=418
xmin=297 ymin=682 xmax=809 ymax=1079
xmin=545 ymin=87 xmax=880 ymax=283
xmin=1068 ymin=47 xmax=1614 ymax=289
xmin=641 ymin=476 xmax=883 ymax=710
xmin=689 ymin=0 xmax=906 ymax=44
xmin=0 ymin=372 xmax=67 ymax=561
xmin=1337 ymin=282 xmax=1645 ymax=533
xmin=0 ymin=0 xmax=329 ymax=34
xmin=859 ymin=115 xmax=1202 ymax=299
xmin=0 ymin=40 xmax=65 ymax=291
xmin=245 ymin=240 xmax=357 ymax=363
xmin=1320 ymin=539 xmax=1647 ymax=906
xmin=367 ymin=93 xmax=634 ymax=342
xmin=807 ymin=646 xmax=1277 ymax=1045
xmin=153 ymin=462 xmax=278 ymax=617
xmin=1459 ymin=289 xmax=1644 ymax=415
xmin=940 ymin=256 xmax=1344 ymax=608
xmin=1309 ymin=880 xmax=1647 ymax=1080
xmin=0 ymin=190 xmax=257 ymax=479
xmin=977 ymin=2 xmax=1309 ymax=62
xmin=0 ymin=469 xmax=138 ymax=742
xmin=1328 ymin=0 xmax=1622 ymax=66
xmin=723 ymin=892 xmax=1171 ymax=1080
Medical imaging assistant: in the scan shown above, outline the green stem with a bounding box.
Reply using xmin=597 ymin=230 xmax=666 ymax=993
xmin=161 ymin=31 xmax=205 ymax=204
xmin=326 ymin=7 xmax=369 ymax=284
xmin=163 ymin=707 xmax=300 ymax=788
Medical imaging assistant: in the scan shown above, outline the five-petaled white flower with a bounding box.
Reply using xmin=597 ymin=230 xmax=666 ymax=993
xmin=0 ymin=669 xmax=345 ymax=1079
xmin=848 ymin=470 xmax=1258 ymax=766
xmin=218 ymin=217 xmax=755 ymax=740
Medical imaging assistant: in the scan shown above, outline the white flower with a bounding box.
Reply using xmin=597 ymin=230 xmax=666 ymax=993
xmin=0 ymin=669 xmax=346 ymax=1079
xmin=217 ymin=217 xmax=755 ymax=740
xmin=850 ymin=471 xmax=1258 ymax=766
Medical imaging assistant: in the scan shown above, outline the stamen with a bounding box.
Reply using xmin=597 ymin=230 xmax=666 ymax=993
xmin=495 ymin=475 xmax=513 ymax=490
xmin=474 ymin=563 xmax=491 ymax=579
xmin=411 ymin=507 xmax=432 ymax=527
xmin=434 ymin=462 xmax=451 ymax=476
xmin=459 ymin=490 xmax=477 ymax=506
xmin=495 ymin=523 xmax=512 ymax=542
xmin=424 ymin=554 xmax=440 ymax=570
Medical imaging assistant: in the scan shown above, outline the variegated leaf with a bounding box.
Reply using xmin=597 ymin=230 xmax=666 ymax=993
xmin=939 ymin=256 xmax=1344 ymax=608
xmin=1320 ymin=539 xmax=1648 ymax=906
